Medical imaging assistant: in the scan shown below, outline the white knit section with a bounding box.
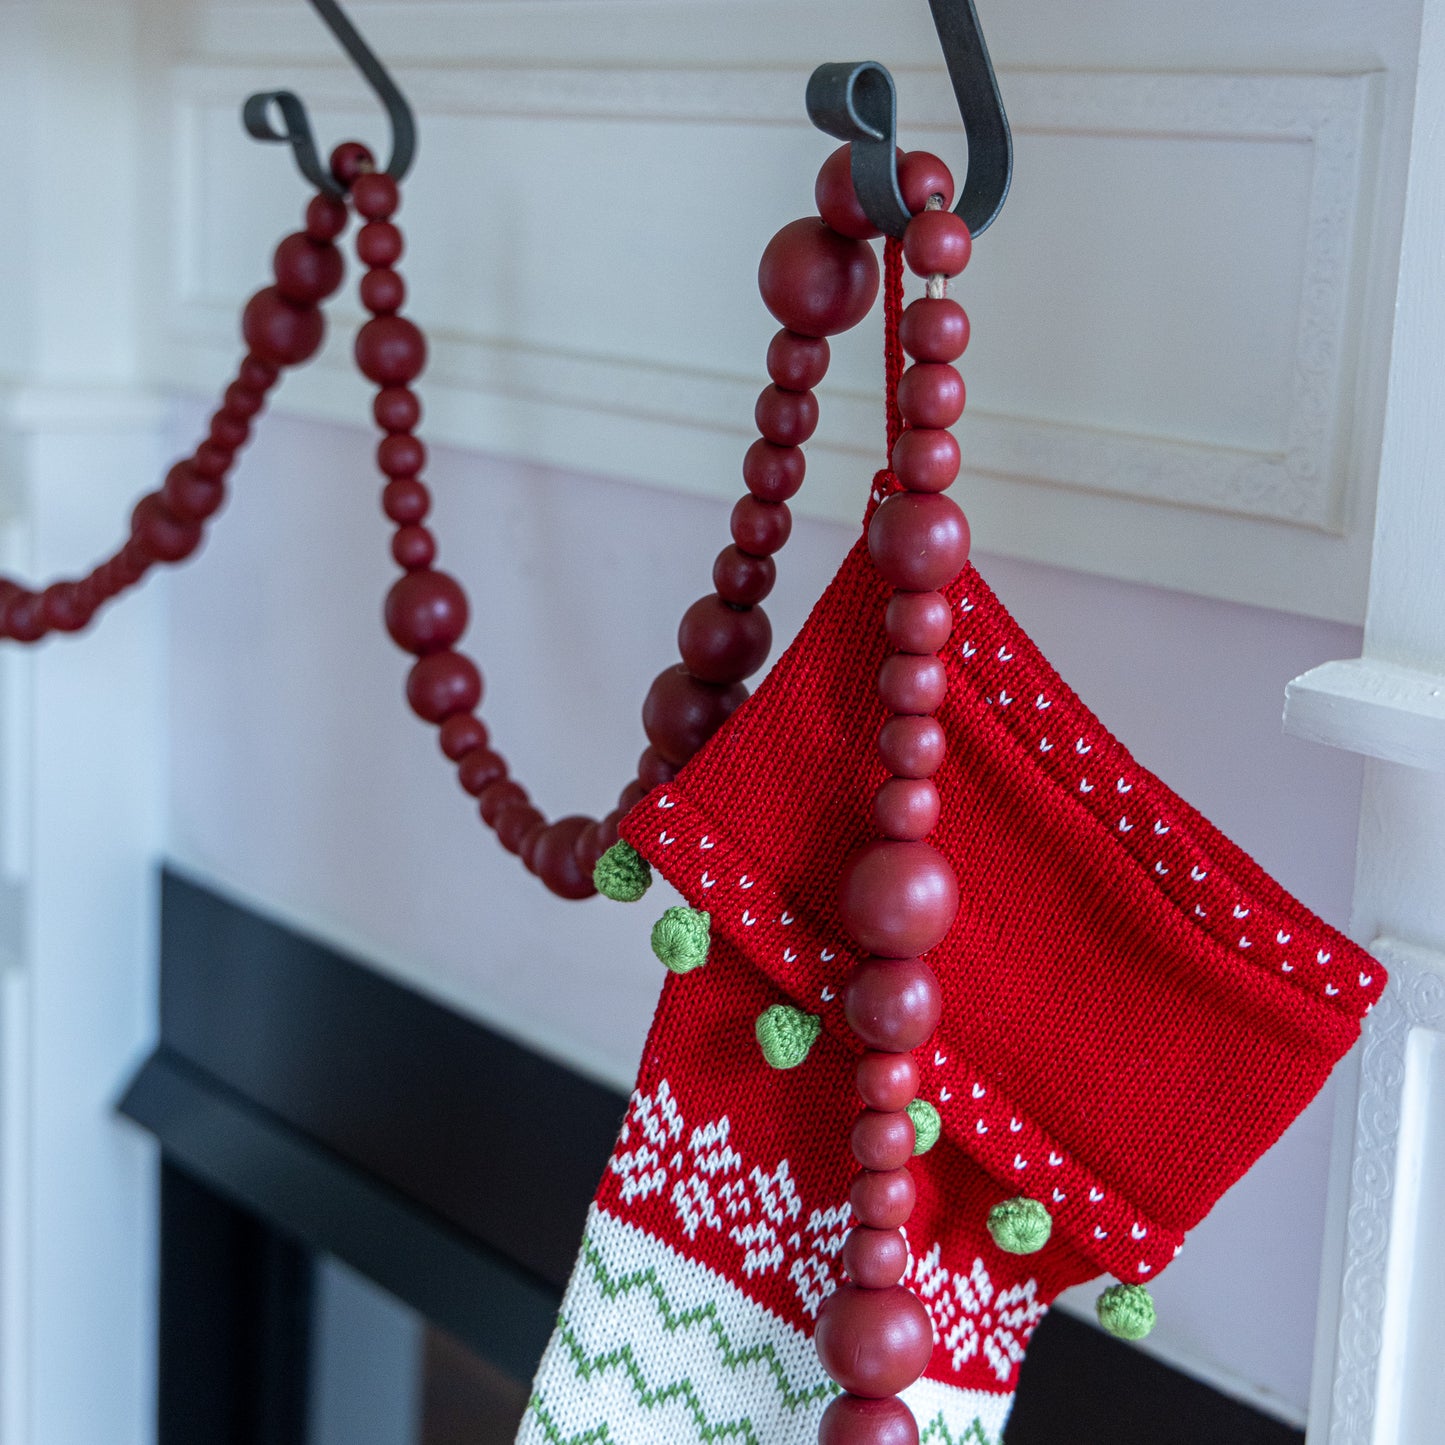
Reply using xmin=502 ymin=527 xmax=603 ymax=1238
xmin=519 ymin=1206 xmax=1014 ymax=1445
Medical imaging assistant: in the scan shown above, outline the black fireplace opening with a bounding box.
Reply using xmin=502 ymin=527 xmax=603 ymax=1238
xmin=121 ymin=870 xmax=1305 ymax=1445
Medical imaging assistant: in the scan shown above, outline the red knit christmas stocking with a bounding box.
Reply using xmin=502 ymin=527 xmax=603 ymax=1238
xmin=520 ymin=540 xmax=1382 ymax=1444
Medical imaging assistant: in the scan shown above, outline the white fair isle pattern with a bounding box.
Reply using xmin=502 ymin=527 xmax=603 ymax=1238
xmin=521 ymin=1206 xmax=1013 ymax=1445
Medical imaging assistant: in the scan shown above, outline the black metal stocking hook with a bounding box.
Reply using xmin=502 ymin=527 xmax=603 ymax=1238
xmin=242 ymin=0 xmax=416 ymax=197
xmin=805 ymin=0 xmax=1012 ymax=239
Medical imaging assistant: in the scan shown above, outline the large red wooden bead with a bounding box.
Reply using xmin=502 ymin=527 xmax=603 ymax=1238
xmin=877 ymin=653 xmax=947 ymax=715
xmin=374 ymin=386 xmax=421 ymax=433
xmin=305 ymin=194 xmax=349 ymax=242
xmin=352 ymin=171 xmax=400 ymax=221
xmin=242 ymin=286 xmax=324 ymax=367
xmin=458 ymin=748 xmax=508 ymax=796
xmin=385 ymin=571 xmax=468 ymax=655
xmin=903 ymin=209 xmax=972 ymax=278
xmin=819 ymin=1393 xmax=920 ymax=1445
xmin=731 ymin=497 xmax=792 ymax=556
xmin=767 ymin=330 xmax=830 ymax=390
xmin=842 ymin=1226 xmax=910 ymax=1289
xmin=847 ymin=1171 xmax=917 ymax=1231
xmin=840 ymin=841 xmax=958 ymax=957
xmin=330 ymin=141 xmax=375 ymax=187
xmin=391 ymin=524 xmax=436 ymax=571
xmin=873 ymin=777 xmax=941 ymax=841
xmin=897 ymin=364 xmax=965 ymax=429
xmin=899 ymin=150 xmax=955 ymax=214
xmin=378 ymin=433 xmax=426 ymax=478
xmin=713 ymin=545 xmax=776 ymax=605
xmin=867 ymin=492 xmax=970 ymax=592
xmin=856 ymin=1052 xmax=919 ymax=1113
xmin=272 ymin=233 xmax=344 ymax=304
xmin=642 ymin=665 xmax=748 ymax=767
xmin=357 ymin=221 xmax=403 ymax=268
xmin=161 ymin=461 xmax=226 ymax=522
xmin=891 ymin=428 xmax=960 ymax=494
xmin=877 ymin=715 xmax=946 ymax=778
xmin=758 ymin=218 xmax=880 ymax=337
xmin=41 ymin=582 xmax=92 ymax=634
xmin=356 ymin=316 xmax=427 ymax=385
xmin=851 ymin=1110 xmax=916 ymax=1171
xmin=677 ymin=595 xmax=771 ymax=684
xmin=360 ymin=268 xmax=406 ymax=316
xmin=637 ymin=746 xmax=678 ymax=791
xmin=131 ymin=494 xmax=202 ymax=562
xmin=382 ymin=477 xmax=430 ymax=524
xmin=816 ymin=1285 xmax=936 ymax=1402
xmin=845 ymin=957 xmax=944 ymax=1051
xmin=815 ymin=144 xmax=882 ymax=240
xmin=496 ymin=802 xmax=545 ymax=856
xmin=439 ymin=714 xmax=487 ymax=761
xmin=885 ymin=592 xmax=953 ymax=654
xmin=899 ymin=297 xmax=969 ymax=362
xmin=755 ymin=385 xmax=818 ymax=447
xmin=533 ymin=816 xmax=599 ymax=900
xmin=742 ymin=441 xmax=805 ymax=503
xmin=406 ymin=651 xmax=482 ymax=723
xmin=479 ymin=779 xmax=527 ymax=827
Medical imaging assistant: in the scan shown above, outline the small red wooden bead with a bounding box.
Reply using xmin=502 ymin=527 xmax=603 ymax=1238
xmin=637 ymin=746 xmax=678 ymax=791
xmin=742 ymin=441 xmax=805 ymax=504
xmin=713 ymin=545 xmax=776 ymax=605
xmin=867 ymin=492 xmax=970 ymax=592
xmin=238 ymin=355 xmax=280 ymax=392
xmin=382 ymin=477 xmax=430 ymax=524
xmin=458 ymin=748 xmax=508 ymax=796
xmin=844 ymin=957 xmax=944 ymax=1051
xmin=767 ymin=330 xmax=830 ymax=390
xmin=391 ymin=525 xmax=436 ymax=570
xmin=4 ymin=592 xmax=45 ymax=642
xmin=223 ymin=381 xmax=265 ymax=421
xmin=618 ymin=779 xmax=647 ymax=812
xmin=642 ymin=665 xmax=748 ymax=767
xmin=873 ymin=777 xmax=941 ymax=841
xmin=41 ymin=582 xmax=92 ymax=634
xmin=209 ymin=411 xmax=249 ymax=451
xmin=533 ymin=816 xmax=598 ymax=900
xmin=839 ymin=840 xmax=959 ymax=957
xmin=594 ymin=808 xmax=624 ymax=852
xmin=378 ymin=433 xmax=426 ymax=478
xmin=758 ymin=218 xmax=880 ymax=338
xmin=903 ymin=209 xmax=972 ymax=278
xmin=851 ymin=1110 xmax=916 ymax=1171
xmin=841 ymin=1227 xmax=910 ymax=1289
xmin=479 ymin=779 xmax=527 ymax=827
xmin=439 ymin=714 xmax=487 ymax=761
xmin=731 ymin=497 xmax=792 ymax=556
xmin=897 ymin=364 xmax=965 ymax=429
xmin=385 ymin=571 xmax=468 ymax=655
xmin=677 ymin=595 xmax=771 ymax=685
xmin=891 ymin=428 xmax=960 ymax=494
xmin=877 ymin=653 xmax=947 ymax=715
xmin=520 ymin=818 xmax=550 ymax=873
xmin=360 ymin=268 xmax=406 ymax=315
xmin=242 ymin=287 xmax=324 ymax=368
xmin=374 ymin=386 xmax=421 ymax=433
xmin=855 ymin=1051 xmax=919 ymax=1112
xmin=898 ymin=297 xmax=969 ymax=363
xmin=845 ymin=1173 xmax=918 ymax=1232
xmin=131 ymin=494 xmax=202 ymax=562
xmin=819 ymin=1393 xmax=920 ymax=1445
xmin=755 ymin=386 xmax=818 ymax=447
xmin=815 ymin=144 xmax=882 ymax=240
xmin=192 ymin=441 xmax=233 ymax=480
xmin=885 ymin=592 xmax=953 ymax=654
xmin=305 ymin=194 xmax=349 ymax=242
xmin=330 ymin=142 xmax=374 ymax=187
xmin=161 ymin=461 xmax=226 ymax=523
xmin=573 ymin=821 xmax=611 ymax=876
xmin=355 ymin=316 xmax=427 ymax=385
xmin=877 ymin=715 xmax=947 ymax=778
xmin=352 ymin=171 xmax=399 ymax=221
xmin=496 ymin=802 xmax=545 ymax=855
xmin=357 ymin=221 xmax=403 ymax=268
xmin=899 ymin=150 xmax=956 ymax=214
xmin=272 ymin=233 xmax=344 ymax=304
xmin=406 ymin=651 xmax=482 ymax=723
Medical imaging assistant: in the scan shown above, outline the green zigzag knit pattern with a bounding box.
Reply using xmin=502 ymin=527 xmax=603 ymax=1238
xmin=918 ymin=1412 xmax=998 ymax=1445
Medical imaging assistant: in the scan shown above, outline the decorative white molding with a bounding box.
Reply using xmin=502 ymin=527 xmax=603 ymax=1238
xmin=1284 ymin=657 xmax=1445 ymax=772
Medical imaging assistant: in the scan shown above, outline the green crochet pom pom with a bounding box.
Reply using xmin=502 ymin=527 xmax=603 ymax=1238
xmin=755 ymin=1005 xmax=821 ymax=1070
xmin=650 ymin=906 xmax=711 ymax=974
xmin=906 ymin=1098 xmax=942 ymax=1155
xmin=593 ymin=841 xmax=652 ymax=902
xmin=1096 ymin=1283 xmax=1156 ymax=1341
xmin=987 ymin=1196 xmax=1053 ymax=1255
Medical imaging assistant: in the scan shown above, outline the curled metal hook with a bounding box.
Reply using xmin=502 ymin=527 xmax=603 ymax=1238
xmin=243 ymin=0 xmax=416 ymax=196
xmin=806 ymin=0 xmax=1012 ymax=239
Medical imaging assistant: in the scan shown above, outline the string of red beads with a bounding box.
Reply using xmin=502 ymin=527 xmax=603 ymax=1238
xmin=816 ymin=166 xmax=974 ymax=1445
xmin=350 ymin=141 xmax=893 ymax=899
xmin=0 ymin=190 xmax=349 ymax=642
